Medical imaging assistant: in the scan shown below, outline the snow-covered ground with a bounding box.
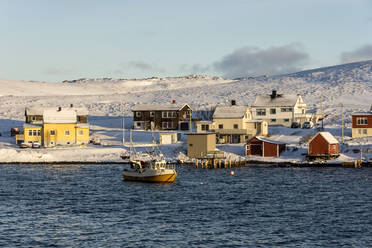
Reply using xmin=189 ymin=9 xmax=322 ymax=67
xmin=0 ymin=60 xmax=372 ymax=163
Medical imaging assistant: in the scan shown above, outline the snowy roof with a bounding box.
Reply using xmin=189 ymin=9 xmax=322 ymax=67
xmin=43 ymin=109 xmax=77 ymax=124
xmin=23 ymin=123 xmax=42 ymax=128
xmin=249 ymin=136 xmax=286 ymax=145
xmin=252 ymin=94 xmax=299 ymax=107
xmin=213 ymin=105 xmax=248 ymax=118
xmin=132 ymin=103 xmax=191 ymax=111
xmin=26 ymin=107 xmax=88 ymax=116
xmin=316 ymin=132 xmax=339 ymax=144
xmin=352 ymin=112 xmax=372 ymax=116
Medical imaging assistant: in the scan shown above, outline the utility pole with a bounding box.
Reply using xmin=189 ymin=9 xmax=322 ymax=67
xmin=122 ymin=102 xmax=125 ymax=145
xmin=341 ymin=103 xmax=344 ymax=144
xmin=321 ymin=102 xmax=324 ymax=130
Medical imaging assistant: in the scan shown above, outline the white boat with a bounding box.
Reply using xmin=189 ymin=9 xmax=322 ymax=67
xmin=122 ymin=125 xmax=177 ymax=183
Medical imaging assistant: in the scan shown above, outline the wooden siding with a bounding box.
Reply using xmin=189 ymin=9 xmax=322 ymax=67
xmin=133 ymin=105 xmax=191 ymax=130
xmin=352 ymin=114 xmax=372 ymax=128
xmin=309 ymin=133 xmax=339 ymax=155
xmin=246 ymin=137 xmax=285 ymax=157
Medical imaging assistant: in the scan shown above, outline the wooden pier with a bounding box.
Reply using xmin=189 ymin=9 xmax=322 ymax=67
xmin=194 ymin=158 xmax=247 ymax=169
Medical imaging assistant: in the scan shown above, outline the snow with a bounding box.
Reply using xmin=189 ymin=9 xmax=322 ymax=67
xmin=213 ymin=105 xmax=248 ymax=118
xmin=0 ymin=60 xmax=372 ymax=163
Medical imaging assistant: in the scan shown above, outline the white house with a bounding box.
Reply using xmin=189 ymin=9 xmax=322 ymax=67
xmin=251 ymin=90 xmax=308 ymax=127
xmin=196 ymin=101 xmax=268 ymax=143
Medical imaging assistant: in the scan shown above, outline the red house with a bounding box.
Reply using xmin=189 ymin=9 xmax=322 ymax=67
xmin=308 ymin=132 xmax=339 ymax=157
xmin=246 ymin=136 xmax=286 ymax=157
xmin=351 ymin=112 xmax=372 ymax=138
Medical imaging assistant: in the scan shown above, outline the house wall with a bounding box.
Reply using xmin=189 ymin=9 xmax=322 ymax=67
xmin=43 ymin=123 xmax=76 ymax=147
xmin=24 ymin=127 xmax=42 ymax=144
xmin=251 ymin=95 xmax=307 ymax=126
xmin=76 ymin=127 xmax=90 ymax=145
xmin=133 ymin=106 xmax=192 ymax=130
xmin=309 ymin=134 xmax=336 ymax=155
xmin=263 ymin=142 xmax=280 ymax=157
xmin=187 ymin=134 xmax=216 ymax=158
xmin=352 ymin=128 xmax=372 ymax=138
xmin=351 ymin=114 xmax=372 ymax=138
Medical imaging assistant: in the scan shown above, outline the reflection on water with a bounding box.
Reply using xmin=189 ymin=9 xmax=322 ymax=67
xmin=0 ymin=164 xmax=371 ymax=247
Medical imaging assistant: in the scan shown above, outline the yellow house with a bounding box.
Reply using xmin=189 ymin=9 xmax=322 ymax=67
xmin=17 ymin=107 xmax=89 ymax=148
xmin=196 ymin=104 xmax=268 ymax=144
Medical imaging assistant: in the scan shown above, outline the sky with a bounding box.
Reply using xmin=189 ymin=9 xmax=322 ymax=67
xmin=1 ymin=0 xmax=372 ymax=82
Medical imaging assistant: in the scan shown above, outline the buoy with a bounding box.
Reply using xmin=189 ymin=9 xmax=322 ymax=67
xmin=230 ymin=171 xmax=235 ymax=175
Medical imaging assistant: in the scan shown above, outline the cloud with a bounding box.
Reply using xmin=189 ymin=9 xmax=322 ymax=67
xmin=213 ymin=43 xmax=310 ymax=78
xmin=341 ymin=44 xmax=372 ymax=63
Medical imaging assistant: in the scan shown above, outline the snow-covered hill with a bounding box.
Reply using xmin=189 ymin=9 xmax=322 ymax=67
xmin=0 ymin=60 xmax=371 ymax=122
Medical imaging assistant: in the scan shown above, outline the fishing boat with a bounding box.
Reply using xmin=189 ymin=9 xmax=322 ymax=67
xmin=122 ymin=126 xmax=177 ymax=183
xmin=123 ymin=159 xmax=177 ymax=183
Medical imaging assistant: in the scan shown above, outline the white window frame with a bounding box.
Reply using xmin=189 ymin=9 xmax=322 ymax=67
xmin=357 ymin=117 xmax=368 ymax=125
xmin=256 ymin=109 xmax=266 ymax=116
xmin=135 ymin=112 xmax=142 ymax=118
xmin=65 ymin=130 xmax=70 ymax=136
xmin=50 ymin=130 xmax=55 ymax=136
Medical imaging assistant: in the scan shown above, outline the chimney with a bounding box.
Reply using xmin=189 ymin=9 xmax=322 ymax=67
xmin=271 ymin=90 xmax=277 ymax=99
xmin=70 ymin=104 xmax=73 ymax=108
xmin=58 ymin=107 xmax=62 ymax=111
xmin=231 ymin=100 xmax=236 ymax=106
xmin=172 ymin=100 xmax=176 ymax=104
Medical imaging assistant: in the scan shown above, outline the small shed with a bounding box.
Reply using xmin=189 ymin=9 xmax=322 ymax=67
xmin=187 ymin=132 xmax=216 ymax=158
xmin=159 ymin=133 xmax=178 ymax=144
xmin=308 ymin=132 xmax=339 ymax=157
xmin=246 ymin=136 xmax=286 ymax=157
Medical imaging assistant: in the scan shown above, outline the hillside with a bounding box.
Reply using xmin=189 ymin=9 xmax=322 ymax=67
xmin=0 ymin=60 xmax=371 ymax=123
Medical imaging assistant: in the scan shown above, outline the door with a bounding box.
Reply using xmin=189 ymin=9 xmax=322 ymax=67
xmin=180 ymin=122 xmax=189 ymax=130
xmin=232 ymin=134 xmax=240 ymax=143
xmin=250 ymin=143 xmax=262 ymax=156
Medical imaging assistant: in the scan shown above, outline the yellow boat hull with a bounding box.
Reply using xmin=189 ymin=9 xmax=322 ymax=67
xmin=123 ymin=172 xmax=177 ymax=183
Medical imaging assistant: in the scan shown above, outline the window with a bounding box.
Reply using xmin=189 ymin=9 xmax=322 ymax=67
xmin=281 ymin=108 xmax=292 ymax=112
xmin=135 ymin=112 xmax=142 ymax=117
xmin=246 ymin=145 xmax=250 ymax=151
xmin=33 ymin=130 xmax=37 ymax=136
xmin=136 ymin=122 xmax=141 ymax=127
xmin=78 ymin=130 xmax=84 ymax=136
xmin=162 ymin=122 xmax=174 ymax=129
xmin=233 ymin=124 xmax=238 ymax=129
xmin=65 ymin=130 xmax=70 ymax=136
xmin=271 ymin=119 xmax=276 ymax=122
xmin=284 ymin=119 xmax=290 ymax=122
xmin=50 ymin=130 xmax=55 ymax=135
xmin=28 ymin=130 xmax=33 ymax=136
xmin=201 ymin=124 xmax=209 ymax=131
xmin=357 ymin=117 xmax=368 ymax=125
xmin=363 ymin=129 xmax=367 ymax=134
xmin=32 ymin=116 xmax=36 ymax=121
xmin=37 ymin=130 xmax=41 ymax=136
xmin=358 ymin=129 xmax=362 ymax=134
xmin=256 ymin=109 xmax=266 ymax=116
xmin=150 ymin=111 xmax=155 ymax=117
xmin=162 ymin=111 xmax=176 ymax=118
xmin=270 ymin=108 xmax=276 ymax=115
xmin=219 ymin=124 xmax=223 ymax=129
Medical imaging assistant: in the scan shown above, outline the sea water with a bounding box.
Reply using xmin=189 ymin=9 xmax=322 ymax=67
xmin=0 ymin=164 xmax=371 ymax=247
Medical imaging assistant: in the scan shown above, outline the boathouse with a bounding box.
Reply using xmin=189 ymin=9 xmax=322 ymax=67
xmin=246 ymin=136 xmax=286 ymax=157
xmin=186 ymin=132 xmax=217 ymax=158
xmin=308 ymin=132 xmax=339 ymax=159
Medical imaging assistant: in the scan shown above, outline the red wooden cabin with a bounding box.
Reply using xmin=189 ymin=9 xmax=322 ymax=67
xmin=308 ymin=132 xmax=339 ymax=156
xmin=246 ymin=136 xmax=286 ymax=157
